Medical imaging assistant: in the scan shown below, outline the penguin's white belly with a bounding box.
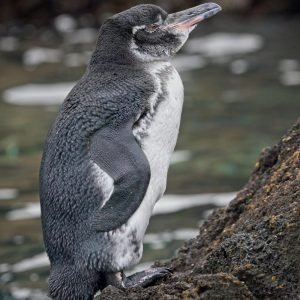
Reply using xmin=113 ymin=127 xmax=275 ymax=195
xmin=112 ymin=64 xmax=184 ymax=269
xmin=130 ymin=65 xmax=184 ymax=238
xmin=97 ymin=63 xmax=184 ymax=271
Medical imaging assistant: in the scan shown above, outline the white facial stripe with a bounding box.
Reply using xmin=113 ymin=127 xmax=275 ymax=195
xmin=130 ymin=39 xmax=152 ymax=62
xmin=156 ymin=14 xmax=163 ymax=24
xmin=132 ymin=25 xmax=146 ymax=34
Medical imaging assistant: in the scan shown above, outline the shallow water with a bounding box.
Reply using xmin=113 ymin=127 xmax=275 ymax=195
xmin=0 ymin=17 xmax=300 ymax=298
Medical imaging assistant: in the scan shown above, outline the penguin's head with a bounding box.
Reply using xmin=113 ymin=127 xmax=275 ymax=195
xmin=92 ymin=3 xmax=221 ymax=64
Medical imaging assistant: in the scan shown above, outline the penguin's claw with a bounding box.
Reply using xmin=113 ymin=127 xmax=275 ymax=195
xmin=124 ymin=267 xmax=172 ymax=288
xmin=104 ymin=272 xmax=126 ymax=290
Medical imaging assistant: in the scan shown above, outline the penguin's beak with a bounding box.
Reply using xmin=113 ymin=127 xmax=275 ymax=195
xmin=165 ymin=2 xmax=222 ymax=30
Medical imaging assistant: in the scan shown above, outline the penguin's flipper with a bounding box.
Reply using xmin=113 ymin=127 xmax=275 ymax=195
xmin=89 ymin=118 xmax=150 ymax=232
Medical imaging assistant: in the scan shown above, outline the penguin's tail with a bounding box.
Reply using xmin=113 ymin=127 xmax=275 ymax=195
xmin=49 ymin=264 xmax=102 ymax=300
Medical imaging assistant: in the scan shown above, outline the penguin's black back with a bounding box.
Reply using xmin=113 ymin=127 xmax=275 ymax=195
xmin=40 ymin=64 xmax=154 ymax=252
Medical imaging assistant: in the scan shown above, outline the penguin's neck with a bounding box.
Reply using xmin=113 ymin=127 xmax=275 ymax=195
xmin=132 ymin=60 xmax=175 ymax=143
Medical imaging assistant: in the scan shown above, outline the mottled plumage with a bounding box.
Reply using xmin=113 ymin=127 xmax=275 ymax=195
xmin=40 ymin=3 xmax=221 ymax=299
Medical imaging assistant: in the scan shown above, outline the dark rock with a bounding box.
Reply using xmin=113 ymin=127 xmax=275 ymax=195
xmin=95 ymin=119 xmax=300 ymax=299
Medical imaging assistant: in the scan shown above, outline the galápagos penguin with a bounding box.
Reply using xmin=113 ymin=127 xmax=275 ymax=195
xmin=40 ymin=3 xmax=221 ymax=299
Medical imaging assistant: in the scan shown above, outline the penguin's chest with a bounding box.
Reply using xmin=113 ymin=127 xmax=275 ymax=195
xmin=97 ymin=64 xmax=184 ymax=271
xmin=138 ymin=64 xmax=184 ymax=197
xmin=130 ymin=63 xmax=184 ymax=235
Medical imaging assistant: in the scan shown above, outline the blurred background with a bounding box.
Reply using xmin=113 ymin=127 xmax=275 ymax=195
xmin=0 ymin=0 xmax=300 ymax=299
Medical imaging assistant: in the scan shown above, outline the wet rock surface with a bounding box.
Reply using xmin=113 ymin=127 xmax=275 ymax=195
xmin=96 ymin=119 xmax=300 ymax=299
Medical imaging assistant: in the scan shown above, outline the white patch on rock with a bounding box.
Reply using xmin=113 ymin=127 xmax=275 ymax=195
xmin=54 ymin=14 xmax=77 ymax=33
xmin=144 ymin=228 xmax=198 ymax=246
xmin=2 ymin=82 xmax=74 ymax=106
xmin=11 ymin=253 xmax=49 ymax=273
xmin=280 ymin=70 xmax=300 ymax=86
xmin=153 ymin=192 xmax=236 ymax=215
xmin=6 ymin=203 xmax=41 ymax=221
xmin=65 ymin=28 xmax=97 ymax=45
xmin=5 ymin=192 xmax=236 ymax=221
xmin=23 ymin=47 xmax=62 ymax=67
xmin=0 ymin=188 xmax=18 ymax=200
xmin=0 ymin=36 xmax=19 ymax=52
xmin=185 ymin=33 xmax=263 ymax=57
xmin=171 ymin=150 xmax=192 ymax=164
xmin=278 ymin=59 xmax=300 ymax=86
xmin=278 ymin=59 xmax=299 ymax=72
xmin=230 ymin=59 xmax=249 ymax=75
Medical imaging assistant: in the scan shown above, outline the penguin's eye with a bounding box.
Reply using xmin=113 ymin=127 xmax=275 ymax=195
xmin=146 ymin=23 xmax=160 ymax=33
xmin=144 ymin=14 xmax=165 ymax=33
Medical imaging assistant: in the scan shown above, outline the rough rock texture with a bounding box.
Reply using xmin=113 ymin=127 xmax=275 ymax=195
xmin=96 ymin=118 xmax=300 ymax=299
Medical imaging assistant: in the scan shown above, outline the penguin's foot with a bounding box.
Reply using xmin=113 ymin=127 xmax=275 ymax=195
xmin=104 ymin=272 xmax=125 ymax=290
xmin=124 ymin=267 xmax=172 ymax=288
xmin=103 ymin=267 xmax=172 ymax=290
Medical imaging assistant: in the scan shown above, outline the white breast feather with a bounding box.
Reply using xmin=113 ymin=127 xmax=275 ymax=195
xmin=113 ymin=63 xmax=184 ymax=269
xmin=92 ymin=62 xmax=184 ymax=271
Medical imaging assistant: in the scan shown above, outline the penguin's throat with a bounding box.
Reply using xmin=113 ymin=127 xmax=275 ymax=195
xmin=132 ymin=62 xmax=172 ymax=143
